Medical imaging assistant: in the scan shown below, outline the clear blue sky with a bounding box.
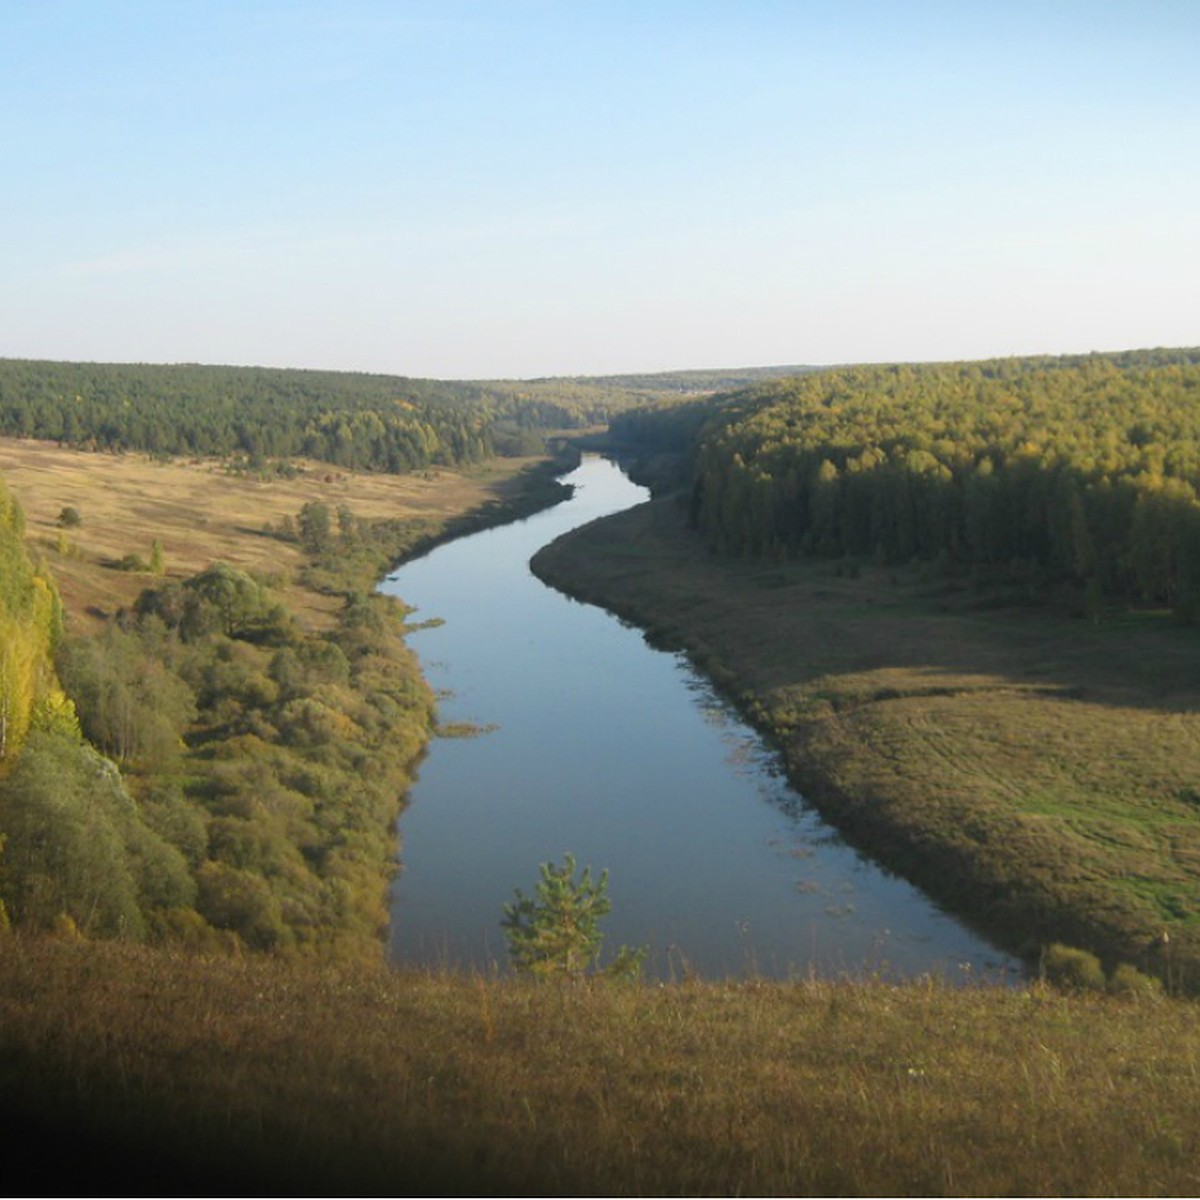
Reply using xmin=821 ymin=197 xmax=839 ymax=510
xmin=2 ymin=0 xmax=1197 ymax=379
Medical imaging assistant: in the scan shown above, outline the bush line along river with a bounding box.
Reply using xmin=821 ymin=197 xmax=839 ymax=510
xmin=383 ymin=455 xmax=1019 ymax=982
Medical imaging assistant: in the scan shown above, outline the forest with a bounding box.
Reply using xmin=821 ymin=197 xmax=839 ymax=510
xmin=0 ymin=358 xmax=835 ymax=471
xmin=0 ymin=358 xmax=657 ymax=470
xmin=611 ymin=347 xmax=1200 ymax=614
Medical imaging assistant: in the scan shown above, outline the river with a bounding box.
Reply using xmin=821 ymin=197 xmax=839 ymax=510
xmin=382 ymin=454 xmax=1019 ymax=982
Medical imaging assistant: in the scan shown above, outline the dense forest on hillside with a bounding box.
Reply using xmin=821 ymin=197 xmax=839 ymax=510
xmin=612 ymin=348 xmax=1200 ymax=612
xmin=0 ymin=359 xmax=652 ymax=471
xmin=0 ymin=358 xmax=829 ymax=474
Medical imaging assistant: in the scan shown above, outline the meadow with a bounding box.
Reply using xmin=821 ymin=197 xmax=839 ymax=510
xmin=0 ymin=437 xmax=552 ymax=634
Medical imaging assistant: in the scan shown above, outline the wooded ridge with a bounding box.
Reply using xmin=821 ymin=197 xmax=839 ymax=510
xmin=612 ymin=347 xmax=1200 ymax=614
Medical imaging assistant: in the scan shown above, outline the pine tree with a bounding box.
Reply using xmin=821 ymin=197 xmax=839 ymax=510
xmin=501 ymin=854 xmax=646 ymax=979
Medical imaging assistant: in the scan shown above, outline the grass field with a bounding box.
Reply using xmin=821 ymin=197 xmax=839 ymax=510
xmin=2 ymin=936 xmax=1198 ymax=1197
xmin=532 ymin=496 xmax=1200 ymax=987
xmin=0 ymin=438 xmax=548 ymax=633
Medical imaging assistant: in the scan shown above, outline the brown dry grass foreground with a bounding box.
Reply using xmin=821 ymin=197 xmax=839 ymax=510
xmin=1 ymin=936 xmax=1198 ymax=1197
xmin=532 ymin=497 xmax=1200 ymax=988
xmin=0 ymin=437 xmax=546 ymax=633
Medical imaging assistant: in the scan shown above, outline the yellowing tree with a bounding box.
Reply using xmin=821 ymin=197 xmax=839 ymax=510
xmin=0 ymin=477 xmax=61 ymax=764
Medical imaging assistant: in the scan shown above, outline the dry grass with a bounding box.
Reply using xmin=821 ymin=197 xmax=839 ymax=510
xmin=532 ymin=498 xmax=1200 ymax=984
xmin=0 ymin=438 xmax=543 ymax=633
xmin=2 ymin=935 xmax=1198 ymax=1196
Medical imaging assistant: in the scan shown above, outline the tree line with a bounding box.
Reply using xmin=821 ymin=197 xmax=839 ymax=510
xmin=0 ymin=359 xmax=652 ymax=473
xmin=611 ymin=348 xmax=1200 ymax=612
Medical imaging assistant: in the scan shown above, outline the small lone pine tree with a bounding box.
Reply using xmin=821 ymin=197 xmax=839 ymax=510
xmin=501 ymin=854 xmax=646 ymax=979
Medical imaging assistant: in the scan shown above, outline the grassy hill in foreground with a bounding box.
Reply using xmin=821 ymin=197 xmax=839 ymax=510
xmin=2 ymin=936 xmax=1197 ymax=1197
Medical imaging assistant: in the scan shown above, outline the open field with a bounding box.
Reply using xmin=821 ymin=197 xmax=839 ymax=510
xmin=0 ymin=438 xmax=547 ymax=633
xmin=532 ymin=497 xmax=1200 ymax=986
xmin=2 ymin=936 xmax=1198 ymax=1197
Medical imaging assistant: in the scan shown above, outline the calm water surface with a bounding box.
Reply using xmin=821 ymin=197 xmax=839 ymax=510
xmin=382 ymin=456 xmax=1019 ymax=982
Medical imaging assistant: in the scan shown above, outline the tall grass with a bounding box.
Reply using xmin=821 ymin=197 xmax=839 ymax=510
xmin=1 ymin=936 xmax=1197 ymax=1195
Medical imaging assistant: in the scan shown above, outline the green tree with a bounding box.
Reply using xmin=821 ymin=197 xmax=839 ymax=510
xmin=501 ymin=854 xmax=646 ymax=978
xmin=181 ymin=562 xmax=287 ymax=640
xmin=56 ymin=628 xmax=195 ymax=769
xmin=298 ymin=501 xmax=333 ymax=556
xmin=0 ymin=728 xmax=193 ymax=938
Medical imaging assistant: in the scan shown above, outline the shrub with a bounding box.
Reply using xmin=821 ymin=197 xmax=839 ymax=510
xmin=196 ymin=861 xmax=290 ymax=951
xmin=1042 ymin=943 xmax=1106 ymax=992
xmin=1107 ymin=962 xmax=1163 ymax=998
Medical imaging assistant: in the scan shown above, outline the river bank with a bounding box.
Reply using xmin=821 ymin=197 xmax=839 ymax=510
xmin=531 ymin=495 xmax=1200 ymax=988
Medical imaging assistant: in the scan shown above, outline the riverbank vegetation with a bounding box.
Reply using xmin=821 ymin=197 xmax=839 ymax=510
xmin=2 ymin=936 xmax=1198 ymax=1195
xmin=0 ymin=433 xmax=574 ymax=958
xmin=539 ymin=346 xmax=1200 ymax=989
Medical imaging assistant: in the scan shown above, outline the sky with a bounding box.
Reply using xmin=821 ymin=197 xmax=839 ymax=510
xmin=1 ymin=0 xmax=1197 ymax=380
